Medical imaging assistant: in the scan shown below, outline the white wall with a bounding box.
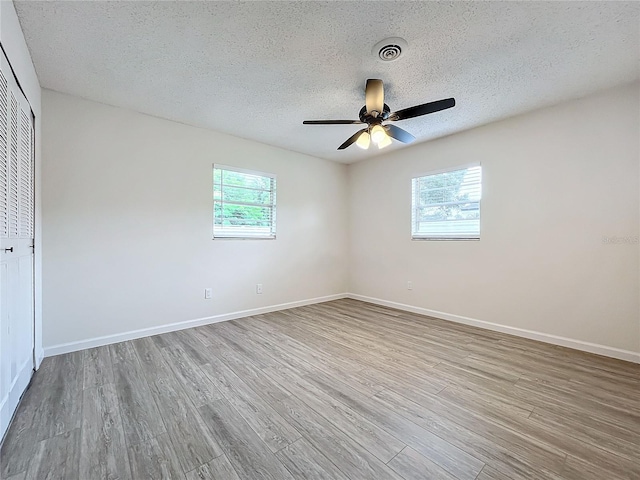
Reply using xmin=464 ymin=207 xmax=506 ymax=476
xmin=0 ymin=0 xmax=43 ymax=365
xmin=41 ymin=89 xmax=348 ymax=352
xmin=43 ymin=83 xmax=639 ymax=361
xmin=348 ymin=82 xmax=640 ymax=358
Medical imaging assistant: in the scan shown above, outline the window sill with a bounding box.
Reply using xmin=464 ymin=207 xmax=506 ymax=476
xmin=411 ymin=237 xmax=480 ymax=241
xmin=213 ymin=236 xmax=276 ymax=240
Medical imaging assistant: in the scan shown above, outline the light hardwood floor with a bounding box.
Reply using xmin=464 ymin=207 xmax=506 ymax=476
xmin=1 ymin=299 xmax=639 ymax=479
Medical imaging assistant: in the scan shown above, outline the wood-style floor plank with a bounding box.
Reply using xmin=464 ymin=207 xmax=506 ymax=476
xmin=82 ymin=346 xmax=114 ymax=389
xmin=272 ymin=394 xmax=406 ymax=480
xmin=263 ymin=365 xmax=405 ymax=463
xmin=0 ymin=426 xmax=38 ymax=477
xmin=3 ymin=298 xmax=638 ymax=480
xmin=159 ymin=342 xmax=222 ymax=407
xmin=387 ymin=446 xmax=459 ymax=480
xmin=302 ymin=371 xmax=486 ymax=480
xmin=31 ymin=352 xmax=83 ymax=441
xmin=127 ymin=433 xmax=185 ymax=480
xmin=373 ymin=387 xmax=565 ymax=479
xmin=24 ymin=429 xmax=81 ymax=480
xmin=5 ymin=473 xmax=26 ymax=480
xmin=275 ymin=438 xmax=350 ymax=480
xmin=185 ymin=454 xmax=240 ymax=480
xmin=199 ymin=356 xmax=301 ymax=453
xmin=199 ymin=326 xmax=293 ymax=403
xmin=213 ymin=319 xmax=384 ymax=397
xmin=109 ymin=342 xmax=166 ymax=446
xmin=131 ymin=337 xmax=222 ymax=473
xmin=80 ymin=383 xmax=131 ymax=480
xmin=473 ymin=465 xmax=561 ymax=480
xmin=198 ymin=399 xmax=295 ymax=480
xmin=202 ymin=322 xmax=281 ymax=369
xmin=528 ymin=406 xmax=640 ymax=461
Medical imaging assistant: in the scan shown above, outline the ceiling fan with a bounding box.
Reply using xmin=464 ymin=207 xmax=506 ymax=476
xmin=303 ymin=79 xmax=455 ymax=151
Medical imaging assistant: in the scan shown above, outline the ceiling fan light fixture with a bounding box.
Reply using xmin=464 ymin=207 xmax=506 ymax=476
xmin=377 ymin=134 xmax=392 ymax=149
xmin=356 ymin=131 xmax=371 ymax=149
xmin=370 ymin=124 xmax=386 ymax=144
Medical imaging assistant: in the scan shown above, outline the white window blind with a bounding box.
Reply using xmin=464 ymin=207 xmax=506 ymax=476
xmin=412 ymin=165 xmax=481 ymax=240
xmin=213 ymin=165 xmax=276 ymax=239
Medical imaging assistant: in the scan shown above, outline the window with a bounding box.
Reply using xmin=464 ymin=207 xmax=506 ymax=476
xmin=411 ymin=164 xmax=481 ymax=240
xmin=213 ymin=165 xmax=276 ymax=239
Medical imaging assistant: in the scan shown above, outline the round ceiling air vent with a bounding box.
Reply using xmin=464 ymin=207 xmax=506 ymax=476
xmin=372 ymin=37 xmax=408 ymax=62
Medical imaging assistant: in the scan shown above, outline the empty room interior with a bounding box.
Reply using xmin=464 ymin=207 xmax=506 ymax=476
xmin=1 ymin=1 xmax=639 ymax=479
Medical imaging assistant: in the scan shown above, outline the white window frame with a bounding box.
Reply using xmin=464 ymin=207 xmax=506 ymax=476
xmin=411 ymin=163 xmax=481 ymax=241
xmin=213 ymin=164 xmax=276 ymax=239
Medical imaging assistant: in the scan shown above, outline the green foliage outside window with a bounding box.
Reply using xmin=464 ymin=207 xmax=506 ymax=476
xmin=213 ymin=167 xmax=276 ymax=236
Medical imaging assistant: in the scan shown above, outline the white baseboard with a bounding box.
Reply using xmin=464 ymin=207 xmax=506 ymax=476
xmin=42 ymin=291 xmax=639 ymax=364
xmin=43 ymin=293 xmax=348 ymax=357
xmin=347 ymin=293 xmax=640 ymax=364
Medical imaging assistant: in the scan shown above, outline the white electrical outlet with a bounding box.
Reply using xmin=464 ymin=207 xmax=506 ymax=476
xmin=204 ymin=288 xmax=212 ymax=299
xmin=256 ymin=284 xmax=263 ymax=294
xmin=407 ymin=281 xmax=413 ymax=290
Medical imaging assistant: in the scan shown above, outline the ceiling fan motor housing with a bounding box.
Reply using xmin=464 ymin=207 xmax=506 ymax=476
xmin=359 ymin=104 xmax=391 ymax=124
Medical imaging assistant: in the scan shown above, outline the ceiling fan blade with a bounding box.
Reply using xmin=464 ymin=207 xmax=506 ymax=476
xmin=365 ymin=79 xmax=384 ymax=115
xmin=338 ymin=128 xmax=368 ymax=150
xmin=390 ymin=98 xmax=455 ymax=121
xmin=384 ymin=124 xmax=415 ymax=144
xmin=303 ymin=120 xmax=363 ymax=125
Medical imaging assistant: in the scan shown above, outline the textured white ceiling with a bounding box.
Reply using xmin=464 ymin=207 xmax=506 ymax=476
xmin=14 ymin=1 xmax=640 ymax=163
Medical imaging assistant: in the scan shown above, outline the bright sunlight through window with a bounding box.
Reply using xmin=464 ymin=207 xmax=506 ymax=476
xmin=213 ymin=165 xmax=276 ymax=239
xmin=411 ymin=165 xmax=481 ymax=240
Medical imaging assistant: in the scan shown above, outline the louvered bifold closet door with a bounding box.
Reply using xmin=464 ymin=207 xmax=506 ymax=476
xmin=18 ymin=108 xmax=33 ymax=239
xmin=0 ymin=70 xmax=8 ymax=239
xmin=8 ymin=93 xmax=19 ymax=239
xmin=0 ymin=78 xmax=32 ymax=242
xmin=0 ymin=49 xmax=35 ymax=442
